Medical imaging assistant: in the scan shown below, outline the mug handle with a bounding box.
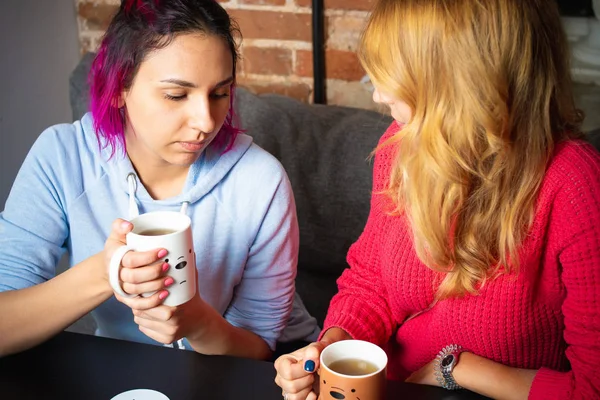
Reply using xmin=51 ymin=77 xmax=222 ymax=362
xmin=108 ymin=245 xmax=138 ymax=298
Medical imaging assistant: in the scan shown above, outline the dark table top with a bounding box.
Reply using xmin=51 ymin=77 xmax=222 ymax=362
xmin=0 ymin=332 xmax=490 ymax=399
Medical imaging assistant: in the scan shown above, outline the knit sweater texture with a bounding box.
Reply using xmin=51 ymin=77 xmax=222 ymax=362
xmin=322 ymin=122 xmax=600 ymax=399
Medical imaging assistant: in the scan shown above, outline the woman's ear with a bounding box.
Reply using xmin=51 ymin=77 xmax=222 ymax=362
xmin=113 ymin=89 xmax=129 ymax=109
xmin=113 ymin=93 xmax=125 ymax=109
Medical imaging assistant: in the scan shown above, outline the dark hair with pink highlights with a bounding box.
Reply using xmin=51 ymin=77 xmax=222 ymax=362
xmin=89 ymin=0 xmax=242 ymax=156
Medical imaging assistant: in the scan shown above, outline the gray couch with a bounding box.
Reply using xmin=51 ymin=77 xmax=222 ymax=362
xmin=69 ymin=53 xmax=393 ymax=330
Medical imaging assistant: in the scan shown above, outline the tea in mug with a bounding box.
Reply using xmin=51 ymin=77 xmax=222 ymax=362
xmin=328 ymin=358 xmax=379 ymax=376
xmin=138 ymin=228 xmax=177 ymax=236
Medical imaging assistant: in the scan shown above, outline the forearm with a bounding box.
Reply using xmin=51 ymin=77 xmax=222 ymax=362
xmin=0 ymin=253 xmax=113 ymax=356
xmin=187 ymin=305 xmax=272 ymax=360
xmin=453 ymin=352 xmax=537 ymax=400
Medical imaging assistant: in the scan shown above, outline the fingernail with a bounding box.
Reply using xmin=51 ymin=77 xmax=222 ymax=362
xmin=162 ymin=263 xmax=169 ymax=272
xmin=121 ymin=221 xmax=132 ymax=230
xmin=304 ymin=360 xmax=315 ymax=372
xmin=164 ymin=277 xmax=174 ymax=287
xmin=157 ymin=249 xmax=168 ymax=258
xmin=158 ymin=291 xmax=169 ymax=300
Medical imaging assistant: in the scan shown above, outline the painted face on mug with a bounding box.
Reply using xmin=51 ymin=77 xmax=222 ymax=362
xmin=321 ymin=377 xmax=363 ymax=400
xmin=372 ymin=88 xmax=412 ymax=124
xmin=121 ymin=33 xmax=234 ymax=167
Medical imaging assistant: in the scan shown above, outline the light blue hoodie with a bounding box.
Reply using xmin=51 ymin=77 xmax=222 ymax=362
xmin=0 ymin=113 xmax=319 ymax=350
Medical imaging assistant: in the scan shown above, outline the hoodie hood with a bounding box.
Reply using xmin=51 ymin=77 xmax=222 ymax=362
xmin=81 ymin=113 xmax=253 ymax=210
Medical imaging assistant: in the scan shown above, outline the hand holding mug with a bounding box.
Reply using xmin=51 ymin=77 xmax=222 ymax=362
xmin=103 ymin=218 xmax=171 ymax=310
xmin=130 ymin=266 xmax=205 ymax=345
xmin=275 ymin=332 xmax=387 ymax=400
xmin=107 ymin=211 xmax=197 ymax=308
xmin=275 ymin=341 xmax=328 ymax=400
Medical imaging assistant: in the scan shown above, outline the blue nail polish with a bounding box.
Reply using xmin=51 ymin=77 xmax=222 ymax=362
xmin=304 ymin=360 xmax=315 ymax=372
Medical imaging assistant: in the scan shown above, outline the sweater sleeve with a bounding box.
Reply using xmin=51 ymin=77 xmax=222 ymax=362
xmin=0 ymin=127 xmax=70 ymax=291
xmin=321 ymin=122 xmax=405 ymax=346
xmin=529 ymin=144 xmax=600 ymax=399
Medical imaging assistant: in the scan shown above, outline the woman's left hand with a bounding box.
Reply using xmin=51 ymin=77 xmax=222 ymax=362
xmin=405 ymin=352 xmax=538 ymax=400
xmin=405 ymin=358 xmax=440 ymax=387
xmin=115 ymin=261 xmax=209 ymax=344
xmin=117 ymin=264 xmax=271 ymax=359
xmin=124 ymin=293 xmax=209 ymax=345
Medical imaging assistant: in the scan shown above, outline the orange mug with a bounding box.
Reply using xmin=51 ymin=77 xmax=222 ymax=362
xmin=319 ymin=340 xmax=388 ymax=400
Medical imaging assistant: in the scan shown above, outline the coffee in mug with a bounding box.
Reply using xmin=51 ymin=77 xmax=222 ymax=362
xmin=320 ymin=340 xmax=387 ymax=400
xmin=328 ymin=358 xmax=380 ymax=376
xmin=138 ymin=228 xmax=178 ymax=236
xmin=108 ymin=211 xmax=196 ymax=306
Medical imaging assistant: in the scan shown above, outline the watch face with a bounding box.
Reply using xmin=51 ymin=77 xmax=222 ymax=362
xmin=441 ymin=354 xmax=455 ymax=368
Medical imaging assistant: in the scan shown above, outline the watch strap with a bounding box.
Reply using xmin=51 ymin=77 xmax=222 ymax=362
xmin=434 ymin=344 xmax=464 ymax=390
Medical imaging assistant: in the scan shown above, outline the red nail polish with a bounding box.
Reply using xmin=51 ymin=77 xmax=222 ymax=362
xmin=159 ymin=291 xmax=169 ymax=300
xmin=164 ymin=277 xmax=174 ymax=287
xmin=157 ymin=249 xmax=168 ymax=258
xmin=162 ymin=263 xmax=169 ymax=272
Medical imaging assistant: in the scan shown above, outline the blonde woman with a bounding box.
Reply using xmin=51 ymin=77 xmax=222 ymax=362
xmin=274 ymin=0 xmax=600 ymax=398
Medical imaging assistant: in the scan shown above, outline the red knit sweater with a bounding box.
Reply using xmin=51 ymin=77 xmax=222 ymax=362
xmin=322 ymin=123 xmax=600 ymax=399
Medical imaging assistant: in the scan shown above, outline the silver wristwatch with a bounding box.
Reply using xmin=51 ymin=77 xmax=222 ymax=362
xmin=434 ymin=344 xmax=463 ymax=390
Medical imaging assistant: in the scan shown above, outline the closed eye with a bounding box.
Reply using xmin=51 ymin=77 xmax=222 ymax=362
xmin=164 ymin=93 xmax=186 ymax=101
xmin=210 ymin=88 xmax=231 ymax=99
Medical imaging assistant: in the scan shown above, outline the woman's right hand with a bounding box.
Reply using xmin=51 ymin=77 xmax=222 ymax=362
xmin=103 ymin=218 xmax=171 ymax=310
xmin=274 ymin=340 xmax=330 ymax=400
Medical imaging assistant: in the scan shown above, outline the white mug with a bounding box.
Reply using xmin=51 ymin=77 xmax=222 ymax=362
xmin=108 ymin=211 xmax=197 ymax=307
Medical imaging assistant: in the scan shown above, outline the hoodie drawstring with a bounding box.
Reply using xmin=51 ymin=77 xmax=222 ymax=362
xmin=127 ymin=173 xmax=140 ymax=219
xmin=126 ymin=173 xmax=190 ymax=217
xmin=125 ymin=173 xmax=188 ymax=350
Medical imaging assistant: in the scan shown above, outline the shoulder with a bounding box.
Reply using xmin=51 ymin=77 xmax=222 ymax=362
xmin=218 ymin=136 xmax=296 ymax=232
xmin=24 ymin=122 xmax=80 ymax=179
xmin=30 ymin=114 xmax=100 ymax=163
xmin=540 ymin=140 xmax=600 ymax=239
xmin=236 ymin=136 xmax=289 ymax=182
xmin=21 ymin=114 xmax=105 ymax=200
xmin=544 ymin=140 xmax=600 ymax=193
xmin=31 ymin=122 xmax=78 ymax=152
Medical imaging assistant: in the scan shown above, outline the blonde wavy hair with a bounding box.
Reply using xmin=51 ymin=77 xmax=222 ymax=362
xmin=359 ymin=0 xmax=584 ymax=298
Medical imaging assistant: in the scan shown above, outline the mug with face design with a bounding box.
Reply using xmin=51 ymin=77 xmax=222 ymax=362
xmin=319 ymin=340 xmax=388 ymax=400
xmin=108 ymin=211 xmax=196 ymax=307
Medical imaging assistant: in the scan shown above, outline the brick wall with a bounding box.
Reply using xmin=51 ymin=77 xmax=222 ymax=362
xmin=74 ymin=0 xmax=377 ymax=109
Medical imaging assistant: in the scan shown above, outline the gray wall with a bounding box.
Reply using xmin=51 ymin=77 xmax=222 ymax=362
xmin=0 ymin=0 xmax=80 ymax=206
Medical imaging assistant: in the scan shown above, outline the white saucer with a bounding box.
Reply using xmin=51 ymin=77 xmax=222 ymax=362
xmin=111 ymin=389 xmax=170 ymax=400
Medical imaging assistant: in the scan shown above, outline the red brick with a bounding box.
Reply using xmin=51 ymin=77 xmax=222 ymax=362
xmin=227 ymin=10 xmax=312 ymax=42
xmin=295 ymin=0 xmax=376 ymax=11
xmin=238 ymin=80 xmax=312 ymax=103
xmin=240 ymin=0 xmax=286 ymax=5
xmin=242 ymin=47 xmax=293 ymax=76
xmin=296 ymin=50 xmax=313 ymax=77
xmin=78 ymin=2 xmax=118 ymax=31
xmin=296 ymin=49 xmax=364 ymax=81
